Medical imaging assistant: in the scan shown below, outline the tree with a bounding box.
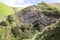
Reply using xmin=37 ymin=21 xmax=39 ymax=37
xmin=7 ymin=15 xmax=15 ymax=23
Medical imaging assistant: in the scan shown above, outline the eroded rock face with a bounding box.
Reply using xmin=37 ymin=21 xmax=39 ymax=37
xmin=16 ymin=5 xmax=54 ymax=26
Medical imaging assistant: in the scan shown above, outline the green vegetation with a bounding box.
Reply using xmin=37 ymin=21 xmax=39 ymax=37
xmin=0 ymin=3 xmax=14 ymax=17
xmin=49 ymin=4 xmax=60 ymax=10
xmin=37 ymin=2 xmax=60 ymax=17
xmin=0 ymin=15 xmax=34 ymax=40
xmin=7 ymin=15 xmax=16 ymax=23
xmin=0 ymin=2 xmax=60 ymax=40
xmin=0 ymin=20 xmax=9 ymax=26
xmin=11 ymin=23 xmax=34 ymax=40
xmin=0 ymin=15 xmax=15 ymax=40
xmin=36 ymin=20 xmax=60 ymax=40
xmin=0 ymin=3 xmax=23 ymax=18
xmin=14 ymin=7 xmax=24 ymax=12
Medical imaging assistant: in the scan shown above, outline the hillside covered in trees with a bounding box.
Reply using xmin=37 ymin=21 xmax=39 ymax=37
xmin=0 ymin=2 xmax=60 ymax=40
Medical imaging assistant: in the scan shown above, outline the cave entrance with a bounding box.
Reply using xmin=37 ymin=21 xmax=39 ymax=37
xmin=34 ymin=23 xmax=39 ymax=28
xmin=33 ymin=23 xmax=40 ymax=31
xmin=33 ymin=20 xmax=40 ymax=27
xmin=32 ymin=20 xmax=40 ymax=31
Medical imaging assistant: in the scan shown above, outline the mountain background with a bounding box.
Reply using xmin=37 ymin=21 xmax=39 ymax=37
xmin=0 ymin=2 xmax=60 ymax=40
xmin=0 ymin=2 xmax=60 ymax=17
xmin=0 ymin=2 xmax=24 ymax=17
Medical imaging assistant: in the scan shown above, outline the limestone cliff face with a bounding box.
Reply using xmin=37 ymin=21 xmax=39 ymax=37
xmin=16 ymin=5 xmax=56 ymax=26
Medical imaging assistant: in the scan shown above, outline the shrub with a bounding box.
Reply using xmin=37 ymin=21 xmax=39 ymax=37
xmin=0 ymin=20 xmax=9 ymax=26
xmin=20 ymin=23 xmax=33 ymax=31
xmin=7 ymin=15 xmax=15 ymax=23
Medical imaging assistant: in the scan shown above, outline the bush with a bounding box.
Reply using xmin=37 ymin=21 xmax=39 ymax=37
xmin=39 ymin=2 xmax=60 ymax=17
xmin=0 ymin=20 xmax=9 ymax=26
xmin=20 ymin=23 xmax=33 ymax=31
xmin=11 ymin=23 xmax=33 ymax=39
xmin=7 ymin=15 xmax=15 ymax=23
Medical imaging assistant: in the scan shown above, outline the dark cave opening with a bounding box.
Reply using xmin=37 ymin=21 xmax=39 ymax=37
xmin=34 ymin=23 xmax=39 ymax=28
xmin=32 ymin=23 xmax=40 ymax=31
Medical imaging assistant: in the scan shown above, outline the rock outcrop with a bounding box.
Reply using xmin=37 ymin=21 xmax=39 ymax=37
xmin=16 ymin=5 xmax=56 ymax=26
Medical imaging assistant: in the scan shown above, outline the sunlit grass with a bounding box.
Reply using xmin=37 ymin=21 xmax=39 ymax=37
xmin=0 ymin=3 xmax=14 ymax=17
xmin=49 ymin=4 xmax=60 ymax=10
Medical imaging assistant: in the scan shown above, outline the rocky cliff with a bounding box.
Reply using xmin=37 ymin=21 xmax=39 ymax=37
xmin=15 ymin=2 xmax=58 ymax=26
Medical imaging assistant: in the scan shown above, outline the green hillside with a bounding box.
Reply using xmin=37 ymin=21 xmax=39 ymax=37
xmin=49 ymin=4 xmax=60 ymax=10
xmin=0 ymin=3 xmax=14 ymax=17
xmin=0 ymin=2 xmax=60 ymax=40
xmin=12 ymin=7 xmax=24 ymax=13
xmin=15 ymin=7 xmax=23 ymax=12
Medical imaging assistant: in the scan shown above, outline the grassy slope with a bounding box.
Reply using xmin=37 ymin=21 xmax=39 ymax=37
xmin=49 ymin=4 xmax=60 ymax=10
xmin=15 ymin=7 xmax=23 ymax=11
xmin=13 ymin=7 xmax=24 ymax=13
xmin=0 ymin=3 xmax=14 ymax=17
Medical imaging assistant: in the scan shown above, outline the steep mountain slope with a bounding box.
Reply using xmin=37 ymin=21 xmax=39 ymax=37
xmin=0 ymin=2 xmax=60 ymax=40
xmin=0 ymin=3 xmax=14 ymax=17
xmin=16 ymin=2 xmax=60 ymax=26
xmin=0 ymin=2 xmax=23 ymax=18
xmin=14 ymin=2 xmax=60 ymax=40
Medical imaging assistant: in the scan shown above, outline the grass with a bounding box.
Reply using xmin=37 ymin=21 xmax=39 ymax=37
xmin=0 ymin=2 xmax=14 ymax=17
xmin=49 ymin=4 xmax=60 ymax=10
xmin=15 ymin=7 xmax=23 ymax=12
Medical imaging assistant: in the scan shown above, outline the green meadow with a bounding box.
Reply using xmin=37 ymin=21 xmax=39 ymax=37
xmin=49 ymin=4 xmax=60 ymax=10
xmin=0 ymin=3 xmax=14 ymax=17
